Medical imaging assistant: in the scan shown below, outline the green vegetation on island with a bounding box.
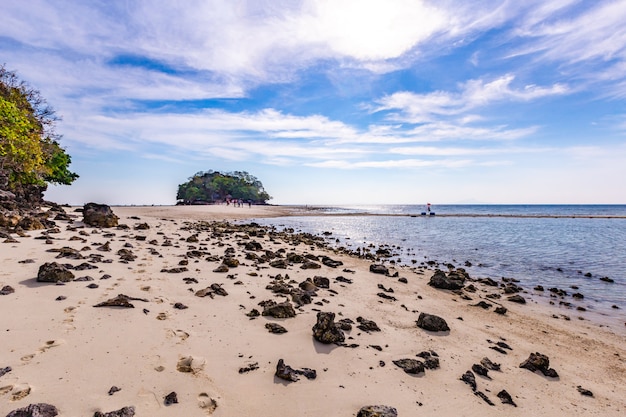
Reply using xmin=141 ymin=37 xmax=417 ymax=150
xmin=1 ymin=64 xmax=78 ymax=192
xmin=177 ymin=170 xmax=272 ymax=205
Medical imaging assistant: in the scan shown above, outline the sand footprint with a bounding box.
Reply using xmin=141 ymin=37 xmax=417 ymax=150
xmin=197 ymin=392 xmax=218 ymax=414
xmin=10 ymin=383 xmax=31 ymax=401
xmin=0 ymin=385 xmax=13 ymax=396
xmin=166 ymin=329 xmax=190 ymax=343
xmin=38 ymin=339 xmax=65 ymax=353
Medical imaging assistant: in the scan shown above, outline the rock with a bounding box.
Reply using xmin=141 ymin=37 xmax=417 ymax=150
xmin=265 ymin=323 xmax=288 ymax=334
xmin=577 ymin=385 xmax=593 ymax=396
xmin=93 ymin=406 xmax=135 ymax=417
xmin=1 ymin=285 xmax=15 ymax=295
xmin=82 ymin=203 xmax=119 ymax=228
xmin=393 ymin=358 xmax=425 ymax=375
xmin=474 ymin=390 xmax=495 ymax=406
xmin=108 ymin=386 xmax=121 ymax=395
xmin=472 ymin=363 xmax=491 ymax=379
xmin=356 ymin=405 xmax=398 ymax=417
xmin=0 ymin=366 xmax=12 ymax=377
xmin=494 ymin=306 xmax=507 ymax=315
xmin=37 ymin=262 xmax=75 ymax=283
xmin=223 ymin=257 xmax=239 ymax=267
xmin=262 ymin=301 xmax=296 ymax=318
xmin=428 ymin=269 xmax=465 ymax=290
xmin=300 ymin=260 xmax=321 ymax=269
xmin=416 ymin=312 xmax=450 ymax=332
xmin=94 ymin=294 xmax=148 ymax=308
xmin=356 ymin=316 xmax=381 ymax=332
xmin=497 ymin=390 xmax=517 ymax=406
xmin=460 ymin=370 xmax=477 ymax=391
xmin=416 ymin=351 xmax=440 ymax=370
xmin=164 ymin=391 xmax=178 ymax=405
xmin=480 ymin=357 xmax=501 ymax=371
xmin=369 ymin=264 xmax=389 ymax=275
xmin=312 ymin=311 xmax=345 ymax=344
xmin=238 ymin=362 xmax=259 ymax=373
xmin=5 ymin=403 xmax=59 ymax=417
xmin=313 ymin=276 xmax=330 ymax=288
xmin=507 ymin=295 xmax=526 ymax=304
xmin=474 ymin=301 xmax=492 ymax=309
xmin=173 ymin=302 xmax=188 ymax=310
xmin=321 ymin=256 xmax=343 ymax=268
xmin=275 ymin=359 xmax=316 ymax=382
xmin=519 ymin=352 xmax=559 ymax=377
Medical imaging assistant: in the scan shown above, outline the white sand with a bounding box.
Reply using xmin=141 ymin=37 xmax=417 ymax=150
xmin=1 ymin=205 xmax=624 ymax=416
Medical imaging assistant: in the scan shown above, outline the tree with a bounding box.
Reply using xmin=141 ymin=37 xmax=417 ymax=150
xmin=0 ymin=64 xmax=78 ymax=190
xmin=177 ymin=170 xmax=272 ymax=204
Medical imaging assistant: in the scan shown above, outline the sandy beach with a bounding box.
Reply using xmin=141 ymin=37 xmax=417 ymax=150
xmin=1 ymin=205 xmax=624 ymax=417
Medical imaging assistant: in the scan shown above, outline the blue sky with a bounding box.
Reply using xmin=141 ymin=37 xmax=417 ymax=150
xmin=2 ymin=0 xmax=626 ymax=205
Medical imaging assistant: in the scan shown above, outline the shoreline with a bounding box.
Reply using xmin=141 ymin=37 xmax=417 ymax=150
xmin=1 ymin=205 xmax=624 ymax=416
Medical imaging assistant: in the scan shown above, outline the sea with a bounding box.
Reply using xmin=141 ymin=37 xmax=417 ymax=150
xmin=250 ymin=205 xmax=626 ymax=325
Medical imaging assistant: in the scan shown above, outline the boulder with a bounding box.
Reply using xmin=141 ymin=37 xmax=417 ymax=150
xmin=93 ymin=406 xmax=136 ymax=417
xmin=312 ymin=311 xmax=345 ymax=344
xmin=37 ymin=262 xmax=75 ymax=283
xmin=262 ymin=301 xmax=296 ymax=318
xmin=416 ymin=312 xmax=450 ymax=332
xmin=6 ymin=403 xmax=59 ymax=417
xmin=82 ymin=203 xmax=119 ymax=228
xmin=356 ymin=405 xmax=398 ymax=417
xmin=393 ymin=358 xmax=425 ymax=374
xmin=428 ymin=269 xmax=465 ymax=290
xmin=275 ymin=359 xmax=316 ymax=382
xmin=369 ymin=264 xmax=389 ymax=275
xmin=519 ymin=352 xmax=559 ymax=377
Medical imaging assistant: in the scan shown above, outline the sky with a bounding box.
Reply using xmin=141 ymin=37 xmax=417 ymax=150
xmin=2 ymin=0 xmax=626 ymax=205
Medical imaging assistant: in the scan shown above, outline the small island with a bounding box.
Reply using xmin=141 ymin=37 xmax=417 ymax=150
xmin=176 ymin=170 xmax=272 ymax=206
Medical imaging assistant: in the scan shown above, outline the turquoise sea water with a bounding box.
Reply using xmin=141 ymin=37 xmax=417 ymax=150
xmin=252 ymin=205 xmax=626 ymax=323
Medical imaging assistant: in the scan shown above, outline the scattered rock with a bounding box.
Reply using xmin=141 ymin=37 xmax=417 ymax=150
xmin=356 ymin=316 xmax=381 ymax=332
xmin=356 ymin=405 xmax=398 ymax=417
xmin=416 ymin=351 xmax=440 ymax=370
xmin=474 ymin=390 xmax=495 ymax=406
xmin=393 ymin=358 xmax=425 ymax=375
xmin=577 ymin=385 xmax=593 ymax=397
xmin=164 ymin=391 xmax=178 ymax=405
xmin=494 ymin=306 xmax=507 ymax=315
xmin=37 ymin=262 xmax=75 ymax=283
xmin=262 ymin=301 xmax=296 ymax=318
xmin=519 ymin=352 xmax=559 ymax=378
xmin=239 ymin=362 xmax=260 ymax=373
xmin=480 ymin=357 xmax=501 ymax=371
xmin=0 ymin=366 xmax=12 ymax=377
xmin=93 ymin=406 xmax=135 ymax=417
xmin=507 ymin=294 xmax=526 ymax=304
xmin=369 ymin=264 xmax=389 ymax=275
xmin=173 ymin=302 xmax=188 ymax=310
xmin=460 ymin=370 xmax=477 ymax=391
xmin=5 ymin=403 xmax=59 ymax=417
xmin=497 ymin=390 xmax=517 ymax=406
xmin=312 ymin=311 xmax=345 ymax=344
xmin=428 ymin=269 xmax=465 ymax=290
xmin=0 ymin=285 xmax=15 ymax=295
xmin=472 ymin=363 xmax=491 ymax=379
xmin=416 ymin=312 xmax=450 ymax=332
xmin=275 ymin=359 xmax=316 ymax=382
xmin=265 ymin=323 xmax=288 ymax=334
xmin=108 ymin=386 xmax=121 ymax=395
xmin=94 ymin=294 xmax=148 ymax=308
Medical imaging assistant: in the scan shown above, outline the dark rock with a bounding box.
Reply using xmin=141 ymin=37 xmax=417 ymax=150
xmin=93 ymin=406 xmax=135 ymax=417
xmin=1 ymin=285 xmax=15 ymax=295
xmin=497 ymin=390 xmax=517 ymax=406
xmin=223 ymin=257 xmax=239 ymax=267
xmin=472 ymin=363 xmax=491 ymax=379
xmin=577 ymin=385 xmax=593 ymax=397
xmin=416 ymin=351 xmax=440 ymax=370
xmin=507 ymin=294 xmax=526 ymax=304
xmin=275 ymin=359 xmax=316 ymax=382
xmin=83 ymin=203 xmax=119 ymax=228
xmin=5 ymin=403 xmax=59 ymax=417
xmin=262 ymin=301 xmax=296 ymax=318
xmin=37 ymin=262 xmax=75 ymax=283
xmin=428 ymin=269 xmax=465 ymax=290
xmin=108 ymin=386 xmax=121 ymax=395
xmin=173 ymin=302 xmax=188 ymax=310
xmin=599 ymin=276 xmax=614 ymax=283
xmin=313 ymin=276 xmax=330 ymax=288
xmin=377 ymin=292 xmax=397 ymax=301
xmin=321 ymin=256 xmax=343 ymax=268
xmin=299 ymin=278 xmax=318 ymax=292
xmin=86 ymin=283 xmax=99 ymax=289
xmin=164 ymin=391 xmax=178 ymax=405
xmin=246 ymin=309 xmax=260 ymax=318
xmin=480 ymin=357 xmax=500 ymax=371
xmin=356 ymin=405 xmax=398 ymax=417
xmin=269 ymin=259 xmax=288 ymax=269
xmin=238 ymin=362 xmax=259 ymax=373
xmin=519 ymin=352 xmax=559 ymax=378
xmin=474 ymin=390 xmax=495 ymax=406
xmin=460 ymin=370 xmax=477 ymax=391
xmin=494 ymin=306 xmax=507 ymax=315
xmin=161 ymin=267 xmax=188 ymax=273
xmin=312 ymin=311 xmax=345 ymax=344
xmin=94 ymin=294 xmax=148 ymax=308
xmin=474 ymin=301 xmax=492 ymax=309
xmin=265 ymin=323 xmax=288 ymax=334
xmin=356 ymin=316 xmax=381 ymax=332
xmin=393 ymin=358 xmax=425 ymax=375
xmin=336 ymin=318 xmax=354 ymax=331
xmin=300 ymin=260 xmax=321 ymax=269
xmin=416 ymin=312 xmax=450 ymax=332
xmin=0 ymin=366 xmax=12 ymax=377
xmin=369 ymin=264 xmax=389 ymax=275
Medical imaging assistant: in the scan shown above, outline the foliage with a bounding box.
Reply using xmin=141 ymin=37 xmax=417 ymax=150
xmin=0 ymin=64 xmax=78 ymax=189
xmin=177 ymin=170 xmax=272 ymax=204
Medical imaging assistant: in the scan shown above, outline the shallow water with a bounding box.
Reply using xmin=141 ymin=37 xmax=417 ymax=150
xmin=252 ymin=205 xmax=626 ymax=320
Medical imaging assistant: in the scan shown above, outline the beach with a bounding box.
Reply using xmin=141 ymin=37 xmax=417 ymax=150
xmin=1 ymin=205 xmax=624 ymax=416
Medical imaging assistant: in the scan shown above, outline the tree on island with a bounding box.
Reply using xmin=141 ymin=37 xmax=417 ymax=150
xmin=177 ymin=170 xmax=272 ymax=205
xmin=1 ymin=64 xmax=78 ymax=204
